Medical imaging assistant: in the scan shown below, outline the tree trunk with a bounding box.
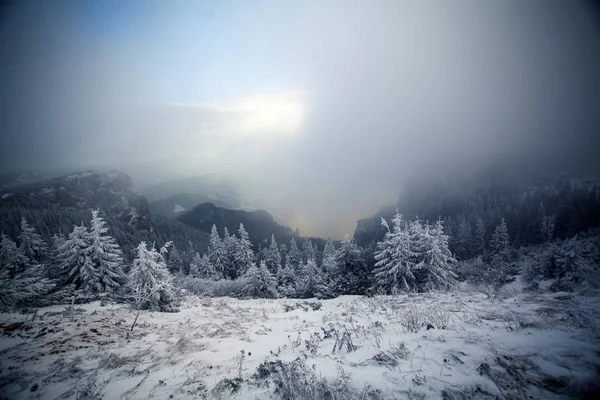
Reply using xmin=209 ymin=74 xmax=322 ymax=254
xmin=130 ymin=306 xmax=141 ymax=332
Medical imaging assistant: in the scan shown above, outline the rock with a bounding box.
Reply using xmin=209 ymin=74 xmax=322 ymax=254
xmin=31 ymin=383 xmax=38 ymax=392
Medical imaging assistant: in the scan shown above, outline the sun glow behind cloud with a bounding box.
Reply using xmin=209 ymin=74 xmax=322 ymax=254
xmin=169 ymin=91 xmax=307 ymax=137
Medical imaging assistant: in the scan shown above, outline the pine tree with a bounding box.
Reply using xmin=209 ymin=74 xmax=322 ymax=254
xmin=242 ymin=261 xmax=278 ymax=299
xmin=223 ymin=227 xmax=238 ymax=278
xmin=234 ymin=223 xmax=254 ymax=278
xmin=19 ymin=217 xmax=48 ymax=262
xmin=264 ymin=234 xmax=282 ymax=273
xmin=208 ymin=225 xmax=229 ymax=278
xmin=454 ymin=218 xmax=473 ymax=260
xmin=0 ymin=261 xmax=54 ymax=310
xmin=373 ymin=213 xmax=417 ymax=293
xmin=189 ymin=253 xmax=201 ymax=278
xmin=0 ymin=233 xmax=29 ymax=278
xmin=277 ymin=264 xmax=297 ymax=298
xmin=54 ymin=224 xmax=89 ymax=286
xmin=286 ymin=237 xmax=302 ymax=273
xmin=199 ymin=253 xmax=220 ymax=279
xmin=82 ymin=210 xmax=125 ymax=294
xmin=334 ymin=234 xmax=368 ymax=294
xmin=491 ymin=218 xmax=510 ymax=254
xmin=297 ymin=259 xmax=334 ymax=299
xmin=322 ymin=238 xmax=336 ymax=274
xmin=302 ymin=239 xmax=316 ymax=263
xmin=416 ymin=219 xmax=457 ymax=291
xmin=128 ymin=241 xmax=177 ymax=316
xmin=473 ymin=218 xmax=487 ymax=255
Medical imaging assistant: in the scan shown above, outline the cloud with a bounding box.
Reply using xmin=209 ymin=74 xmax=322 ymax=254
xmin=168 ymin=91 xmax=308 ymax=137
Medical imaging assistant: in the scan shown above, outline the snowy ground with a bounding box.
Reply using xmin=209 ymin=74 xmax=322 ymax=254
xmin=1 ymin=291 xmax=599 ymax=399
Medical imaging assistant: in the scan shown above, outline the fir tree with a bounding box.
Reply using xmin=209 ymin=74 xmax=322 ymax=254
xmin=373 ymin=213 xmax=417 ymax=293
xmin=416 ymin=219 xmax=457 ymax=291
xmin=0 ymin=261 xmax=54 ymax=310
xmin=277 ymin=264 xmax=297 ymax=298
xmin=297 ymin=259 xmax=334 ymax=299
xmin=334 ymin=234 xmax=368 ymax=294
xmin=223 ymin=227 xmax=238 ymax=278
xmin=128 ymin=241 xmax=177 ymax=316
xmin=491 ymin=218 xmax=510 ymax=254
xmin=322 ymin=238 xmax=336 ymax=274
xmin=233 ymin=223 xmax=254 ymax=278
xmin=0 ymin=233 xmax=29 ymax=278
xmin=286 ymin=237 xmax=302 ymax=273
xmin=19 ymin=217 xmax=48 ymax=262
xmin=208 ymin=225 xmax=229 ymax=278
xmin=264 ymin=234 xmax=282 ymax=273
xmin=302 ymin=239 xmax=317 ymax=263
xmin=82 ymin=210 xmax=125 ymax=293
xmin=473 ymin=218 xmax=487 ymax=255
xmin=242 ymin=261 xmax=279 ymax=299
xmin=54 ymin=224 xmax=89 ymax=287
xmin=188 ymin=253 xmax=201 ymax=278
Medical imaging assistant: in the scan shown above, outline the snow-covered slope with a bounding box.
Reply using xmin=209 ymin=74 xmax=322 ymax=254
xmin=0 ymin=292 xmax=599 ymax=399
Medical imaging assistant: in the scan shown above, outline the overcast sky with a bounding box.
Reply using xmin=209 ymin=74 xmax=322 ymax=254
xmin=0 ymin=0 xmax=599 ymax=237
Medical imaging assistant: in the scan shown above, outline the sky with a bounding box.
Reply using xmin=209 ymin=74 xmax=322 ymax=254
xmin=0 ymin=0 xmax=599 ymax=238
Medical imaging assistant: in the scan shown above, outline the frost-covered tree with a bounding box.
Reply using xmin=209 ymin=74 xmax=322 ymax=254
xmin=277 ymin=264 xmax=297 ymax=298
xmin=82 ymin=210 xmax=125 ymax=293
xmin=223 ymin=227 xmax=238 ymax=278
xmin=0 ymin=260 xmax=53 ymax=310
xmin=242 ymin=261 xmax=278 ymax=299
xmin=542 ymin=215 xmax=556 ymax=242
xmin=414 ymin=219 xmax=457 ymax=291
xmin=321 ymin=238 xmax=336 ymax=273
xmin=208 ymin=225 xmax=229 ymax=278
xmin=128 ymin=241 xmax=177 ymax=320
xmin=286 ymin=237 xmax=302 ymax=273
xmin=491 ymin=218 xmax=510 ymax=254
xmin=233 ymin=223 xmax=254 ymax=278
xmin=264 ymin=234 xmax=282 ymax=273
xmin=188 ymin=253 xmax=201 ymax=278
xmin=334 ymin=234 xmax=369 ymax=294
xmin=302 ymin=239 xmax=317 ymax=263
xmin=473 ymin=218 xmax=487 ymax=255
xmin=54 ymin=224 xmax=89 ymax=284
xmin=19 ymin=218 xmax=48 ymax=262
xmin=167 ymin=246 xmax=186 ymax=275
xmin=373 ymin=213 xmax=417 ymax=293
xmin=200 ymin=253 xmax=220 ymax=279
xmin=297 ymin=259 xmax=334 ymax=299
xmin=0 ymin=233 xmax=29 ymax=278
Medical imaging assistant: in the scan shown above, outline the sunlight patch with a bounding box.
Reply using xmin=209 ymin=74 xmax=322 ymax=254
xmin=170 ymin=91 xmax=307 ymax=137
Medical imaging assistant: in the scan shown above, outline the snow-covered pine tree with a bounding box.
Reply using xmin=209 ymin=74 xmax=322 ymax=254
xmin=188 ymin=252 xmax=201 ymax=278
xmin=128 ymin=241 xmax=178 ymax=315
xmin=334 ymin=234 xmax=369 ymax=294
xmin=233 ymin=223 xmax=254 ymax=278
xmin=491 ymin=218 xmax=510 ymax=254
xmin=200 ymin=253 xmax=220 ymax=279
xmin=81 ymin=210 xmax=125 ymax=294
xmin=302 ymin=239 xmax=316 ymax=263
xmin=473 ymin=218 xmax=487 ymax=255
xmin=0 ymin=233 xmax=29 ymax=278
xmin=321 ymin=238 xmax=336 ymax=274
xmin=0 ymin=260 xmax=54 ymax=310
xmin=417 ymin=219 xmax=458 ymax=291
xmin=297 ymin=259 xmax=334 ymax=299
xmin=286 ymin=237 xmax=302 ymax=273
xmin=264 ymin=234 xmax=282 ymax=273
xmin=277 ymin=264 xmax=297 ymax=298
xmin=54 ymin=224 xmax=89 ymax=284
xmin=208 ymin=225 xmax=229 ymax=278
xmin=223 ymin=227 xmax=238 ymax=278
xmin=19 ymin=217 xmax=48 ymax=262
xmin=373 ymin=213 xmax=417 ymax=294
xmin=242 ymin=261 xmax=278 ymax=299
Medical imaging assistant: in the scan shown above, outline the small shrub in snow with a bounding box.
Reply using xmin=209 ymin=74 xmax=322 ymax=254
xmin=401 ymin=304 xmax=424 ymax=333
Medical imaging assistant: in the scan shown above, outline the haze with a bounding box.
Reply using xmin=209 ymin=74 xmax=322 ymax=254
xmin=1 ymin=0 xmax=599 ymax=238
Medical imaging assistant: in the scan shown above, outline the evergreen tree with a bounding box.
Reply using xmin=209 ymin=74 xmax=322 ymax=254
xmin=264 ymin=234 xmax=282 ymax=273
xmin=334 ymin=234 xmax=369 ymax=294
xmin=0 ymin=233 xmax=29 ymax=278
xmin=234 ymin=223 xmax=254 ymax=278
xmin=473 ymin=218 xmax=487 ymax=255
xmin=83 ymin=210 xmax=125 ymax=294
xmin=321 ymin=237 xmax=336 ymax=274
xmin=373 ymin=213 xmax=417 ymax=293
xmin=286 ymin=237 xmax=302 ymax=273
xmin=415 ymin=219 xmax=457 ymax=291
xmin=302 ymin=239 xmax=317 ymax=263
xmin=491 ymin=218 xmax=510 ymax=254
xmin=128 ymin=241 xmax=177 ymax=313
xmin=54 ymin=224 xmax=89 ymax=286
xmin=297 ymin=259 xmax=334 ymax=299
xmin=19 ymin=217 xmax=48 ymax=262
xmin=242 ymin=261 xmax=278 ymax=298
xmin=168 ymin=246 xmax=186 ymax=275
xmin=277 ymin=264 xmax=297 ymax=298
xmin=223 ymin=227 xmax=238 ymax=278
xmin=0 ymin=260 xmax=53 ymax=310
xmin=188 ymin=253 xmax=201 ymax=278
xmin=208 ymin=225 xmax=229 ymax=278
xmin=454 ymin=218 xmax=473 ymax=260
xmin=199 ymin=253 xmax=220 ymax=279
